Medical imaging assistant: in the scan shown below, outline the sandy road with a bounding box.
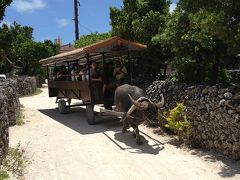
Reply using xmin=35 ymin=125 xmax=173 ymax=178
xmin=9 ymin=88 xmax=240 ymax=180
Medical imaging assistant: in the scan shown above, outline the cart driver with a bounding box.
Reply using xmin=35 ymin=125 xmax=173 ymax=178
xmin=89 ymin=60 xmax=102 ymax=82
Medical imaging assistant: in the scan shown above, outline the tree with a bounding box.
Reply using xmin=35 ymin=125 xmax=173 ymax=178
xmin=110 ymin=0 xmax=168 ymax=43
xmin=0 ymin=22 xmax=58 ymax=77
xmin=74 ymin=32 xmax=111 ymax=48
xmin=154 ymin=0 xmax=240 ymax=84
xmin=0 ymin=0 xmax=12 ymax=21
xmin=11 ymin=40 xmax=56 ymax=75
xmin=110 ymin=0 xmax=170 ymax=80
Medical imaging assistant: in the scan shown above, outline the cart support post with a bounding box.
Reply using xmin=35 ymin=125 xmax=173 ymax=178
xmin=127 ymin=50 xmax=132 ymax=84
xmin=102 ymin=53 xmax=105 ymax=67
xmin=86 ymin=53 xmax=92 ymax=103
xmin=46 ymin=65 xmax=49 ymax=80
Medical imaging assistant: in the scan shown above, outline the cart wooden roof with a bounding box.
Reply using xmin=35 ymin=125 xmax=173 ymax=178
xmin=39 ymin=36 xmax=147 ymax=66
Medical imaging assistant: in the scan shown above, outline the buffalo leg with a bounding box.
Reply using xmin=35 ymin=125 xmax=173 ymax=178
xmin=133 ymin=126 xmax=142 ymax=145
xmin=132 ymin=130 xmax=136 ymax=138
xmin=135 ymin=127 xmax=142 ymax=145
xmin=129 ymin=122 xmax=136 ymax=138
xmin=122 ymin=116 xmax=129 ymax=133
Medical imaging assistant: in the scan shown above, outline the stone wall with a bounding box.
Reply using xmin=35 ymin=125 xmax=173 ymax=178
xmin=146 ymin=80 xmax=240 ymax=159
xmin=0 ymin=90 xmax=9 ymax=165
xmin=35 ymin=75 xmax=46 ymax=88
xmin=0 ymin=75 xmax=37 ymax=163
xmin=0 ymin=80 xmax=20 ymax=126
xmin=228 ymin=70 xmax=240 ymax=84
xmin=10 ymin=76 xmax=37 ymax=96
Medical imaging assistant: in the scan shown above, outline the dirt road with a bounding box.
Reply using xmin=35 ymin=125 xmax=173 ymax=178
xmin=9 ymin=88 xmax=240 ymax=180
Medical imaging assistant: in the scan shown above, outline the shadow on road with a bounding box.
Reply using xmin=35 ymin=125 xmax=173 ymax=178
xmin=190 ymin=150 xmax=240 ymax=178
xmin=38 ymin=107 xmax=164 ymax=155
xmin=113 ymin=132 xmax=164 ymax=155
xmin=38 ymin=107 xmax=121 ymax=135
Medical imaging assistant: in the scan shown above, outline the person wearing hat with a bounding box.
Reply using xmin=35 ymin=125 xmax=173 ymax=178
xmin=113 ymin=60 xmax=127 ymax=84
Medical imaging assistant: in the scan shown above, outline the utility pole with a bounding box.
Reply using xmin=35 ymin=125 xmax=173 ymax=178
xmin=74 ymin=0 xmax=80 ymax=40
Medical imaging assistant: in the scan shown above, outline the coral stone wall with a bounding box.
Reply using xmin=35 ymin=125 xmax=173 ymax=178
xmin=10 ymin=76 xmax=37 ymax=96
xmin=146 ymin=80 xmax=240 ymax=159
xmin=228 ymin=70 xmax=240 ymax=84
xmin=0 ymin=76 xmax=36 ymax=164
xmin=0 ymin=90 xmax=9 ymax=165
xmin=0 ymin=80 xmax=20 ymax=126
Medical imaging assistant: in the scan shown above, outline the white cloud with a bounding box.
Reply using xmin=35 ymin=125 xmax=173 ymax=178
xmin=56 ymin=18 xmax=69 ymax=28
xmin=170 ymin=3 xmax=177 ymax=13
xmin=13 ymin=0 xmax=46 ymax=13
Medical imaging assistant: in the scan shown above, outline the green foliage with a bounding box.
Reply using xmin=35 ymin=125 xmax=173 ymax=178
xmin=1 ymin=142 xmax=29 ymax=180
xmin=74 ymin=32 xmax=111 ymax=48
xmin=110 ymin=0 xmax=168 ymax=42
xmin=218 ymin=68 xmax=232 ymax=85
xmin=169 ymin=75 xmax=178 ymax=82
xmin=164 ymin=103 xmax=191 ymax=141
xmin=110 ymin=0 xmax=170 ymax=80
xmin=0 ymin=22 xmax=58 ymax=78
xmin=0 ymin=171 xmax=9 ymax=180
xmin=154 ymin=0 xmax=240 ymax=84
xmin=0 ymin=0 xmax=12 ymax=21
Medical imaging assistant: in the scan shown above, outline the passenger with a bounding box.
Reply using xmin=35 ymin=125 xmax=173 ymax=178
xmin=52 ymin=66 xmax=59 ymax=80
xmin=71 ymin=63 xmax=80 ymax=81
xmin=79 ymin=64 xmax=87 ymax=80
xmin=113 ymin=60 xmax=127 ymax=85
xmin=66 ymin=65 xmax=73 ymax=81
xmin=56 ymin=65 xmax=67 ymax=81
xmin=89 ymin=60 xmax=102 ymax=82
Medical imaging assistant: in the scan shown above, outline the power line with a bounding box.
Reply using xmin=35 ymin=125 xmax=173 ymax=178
xmin=79 ymin=23 xmax=93 ymax=33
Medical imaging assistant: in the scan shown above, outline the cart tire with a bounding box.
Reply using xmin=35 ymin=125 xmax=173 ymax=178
xmin=86 ymin=104 xmax=95 ymax=125
xmin=58 ymin=100 xmax=67 ymax=114
xmin=104 ymin=103 xmax=113 ymax=110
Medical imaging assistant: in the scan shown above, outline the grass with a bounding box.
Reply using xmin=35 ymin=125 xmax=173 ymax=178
xmin=0 ymin=142 xmax=29 ymax=180
xmin=16 ymin=104 xmax=25 ymax=126
xmin=20 ymin=88 xmax=43 ymax=97
xmin=30 ymin=88 xmax=43 ymax=96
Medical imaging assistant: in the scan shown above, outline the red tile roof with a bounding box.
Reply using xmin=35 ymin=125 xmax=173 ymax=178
xmin=59 ymin=44 xmax=75 ymax=54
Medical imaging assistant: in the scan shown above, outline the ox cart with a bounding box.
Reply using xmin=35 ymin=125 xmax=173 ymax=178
xmin=39 ymin=36 xmax=146 ymax=124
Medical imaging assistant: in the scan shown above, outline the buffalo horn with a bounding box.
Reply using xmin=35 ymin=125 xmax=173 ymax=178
xmin=128 ymin=94 xmax=149 ymax=110
xmin=156 ymin=94 xmax=165 ymax=108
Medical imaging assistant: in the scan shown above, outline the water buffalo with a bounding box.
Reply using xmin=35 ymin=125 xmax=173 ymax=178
xmin=114 ymin=84 xmax=164 ymax=145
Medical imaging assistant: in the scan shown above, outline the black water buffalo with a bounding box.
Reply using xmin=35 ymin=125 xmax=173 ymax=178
xmin=114 ymin=84 xmax=145 ymax=112
xmin=114 ymin=84 xmax=164 ymax=145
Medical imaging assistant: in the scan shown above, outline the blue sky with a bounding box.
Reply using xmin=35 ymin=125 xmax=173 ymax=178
xmin=2 ymin=0 xmax=178 ymax=44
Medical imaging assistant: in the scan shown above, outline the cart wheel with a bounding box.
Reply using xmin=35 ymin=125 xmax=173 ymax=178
xmin=104 ymin=102 xmax=113 ymax=110
xmin=58 ymin=100 xmax=67 ymax=114
xmin=86 ymin=104 xmax=95 ymax=125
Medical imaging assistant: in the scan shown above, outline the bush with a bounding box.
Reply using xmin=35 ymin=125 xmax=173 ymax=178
xmin=218 ymin=69 xmax=232 ymax=85
xmin=0 ymin=142 xmax=29 ymax=180
xmin=163 ymin=103 xmax=191 ymax=142
xmin=0 ymin=170 xmax=9 ymax=180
